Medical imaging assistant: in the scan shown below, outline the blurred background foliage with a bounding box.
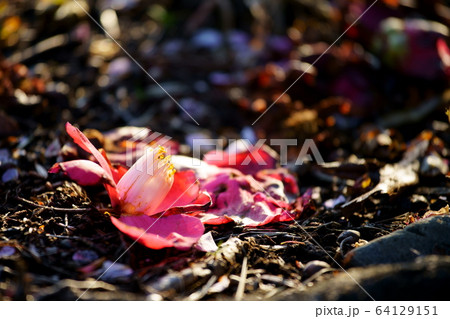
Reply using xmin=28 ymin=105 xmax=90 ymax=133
xmin=0 ymin=0 xmax=450 ymax=162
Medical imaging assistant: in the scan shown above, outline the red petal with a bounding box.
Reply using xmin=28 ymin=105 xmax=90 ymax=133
xmin=199 ymin=214 xmax=234 ymax=225
xmin=111 ymin=214 xmax=205 ymax=250
xmin=149 ymin=170 xmax=213 ymax=217
xmin=254 ymin=169 xmax=299 ymax=195
xmin=65 ymin=122 xmax=116 ymax=186
xmin=113 ymin=164 xmax=128 ymax=181
xmin=152 ymin=192 xmax=212 ymax=218
xmin=66 ymin=123 xmax=119 ymax=206
xmin=153 ymin=170 xmax=200 ymax=213
xmin=437 ymin=38 xmax=450 ymax=74
xmin=49 ymin=160 xmax=115 ymax=186
xmin=100 ymin=148 xmax=129 ymax=184
xmin=203 ymin=144 xmax=278 ymax=175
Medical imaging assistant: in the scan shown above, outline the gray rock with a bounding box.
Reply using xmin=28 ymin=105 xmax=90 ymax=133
xmin=348 ymin=215 xmax=450 ymax=267
xmin=272 ymin=255 xmax=450 ymax=300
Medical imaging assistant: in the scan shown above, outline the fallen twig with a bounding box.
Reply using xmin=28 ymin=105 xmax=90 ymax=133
xmin=235 ymin=256 xmax=248 ymax=301
xmin=15 ymin=197 xmax=92 ymax=213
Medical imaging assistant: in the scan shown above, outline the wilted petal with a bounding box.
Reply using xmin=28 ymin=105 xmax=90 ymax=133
xmin=194 ymin=231 xmax=218 ymax=252
xmin=49 ymin=160 xmax=115 ymax=186
xmin=254 ymin=169 xmax=299 ymax=196
xmin=111 ymin=214 xmax=205 ymax=250
xmin=199 ymin=170 xmax=301 ymax=227
xmin=199 ymin=172 xmax=300 ymax=227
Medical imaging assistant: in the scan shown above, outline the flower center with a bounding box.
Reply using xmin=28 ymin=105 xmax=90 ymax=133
xmin=154 ymin=146 xmax=176 ymax=182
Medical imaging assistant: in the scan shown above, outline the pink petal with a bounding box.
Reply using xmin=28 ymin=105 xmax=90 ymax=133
xmin=111 ymin=214 xmax=205 ymax=250
xmin=49 ymin=160 xmax=115 ymax=186
xmin=100 ymin=149 xmax=136 ymax=209
xmin=148 ymin=170 xmax=213 ymax=218
xmin=207 ymin=190 xmax=289 ymax=227
xmin=203 ymin=144 xmax=278 ymax=175
xmin=199 ymin=172 xmax=300 ymax=226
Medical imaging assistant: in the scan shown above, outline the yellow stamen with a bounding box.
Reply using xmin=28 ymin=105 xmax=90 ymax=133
xmin=156 ymin=146 xmax=167 ymax=160
xmin=157 ymin=146 xmax=165 ymax=154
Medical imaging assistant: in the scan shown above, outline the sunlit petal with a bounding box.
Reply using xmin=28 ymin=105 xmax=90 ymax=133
xmin=117 ymin=146 xmax=175 ymax=215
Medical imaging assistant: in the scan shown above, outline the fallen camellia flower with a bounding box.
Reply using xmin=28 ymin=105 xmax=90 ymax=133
xmin=50 ymin=123 xmax=215 ymax=251
xmin=52 ymin=124 xmax=308 ymax=246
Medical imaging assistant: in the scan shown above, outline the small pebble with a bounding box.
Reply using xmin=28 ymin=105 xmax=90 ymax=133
xmin=324 ymin=195 xmax=346 ymax=209
xmin=337 ymin=230 xmax=360 ymax=244
xmin=0 ymin=246 xmax=16 ymax=257
xmin=35 ymin=163 xmax=48 ymax=178
xmin=420 ymin=153 xmax=448 ymax=177
xmin=2 ymin=168 xmax=19 ymax=182
xmin=302 ymin=260 xmax=331 ymax=279
xmin=73 ymin=250 xmax=99 ymax=265
xmin=337 ymin=230 xmax=361 ymax=257
xmin=93 ymin=261 xmax=133 ymax=282
xmin=191 ymin=29 xmax=223 ymax=50
xmin=0 ymin=149 xmax=12 ymax=165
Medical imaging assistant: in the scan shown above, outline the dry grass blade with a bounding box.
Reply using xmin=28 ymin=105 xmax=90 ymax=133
xmin=235 ymin=256 xmax=248 ymax=301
